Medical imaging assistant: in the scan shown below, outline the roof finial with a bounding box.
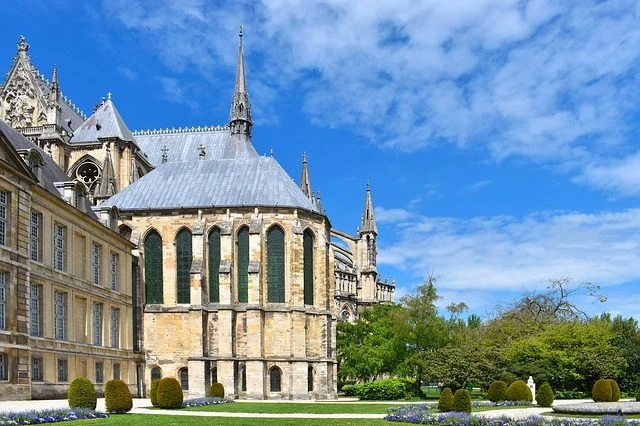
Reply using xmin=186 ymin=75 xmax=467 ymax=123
xmin=239 ymin=24 xmax=243 ymax=39
xmin=229 ymin=25 xmax=252 ymax=137
xmin=107 ymin=91 xmax=112 ymax=101
xmin=198 ymin=143 xmax=206 ymax=159
xmin=359 ymin=182 xmax=377 ymax=235
xmin=161 ymin=145 xmax=168 ymax=163
xmin=17 ymin=35 xmax=30 ymax=57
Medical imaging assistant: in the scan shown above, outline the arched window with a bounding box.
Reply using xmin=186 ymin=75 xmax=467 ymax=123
xmin=208 ymin=227 xmax=221 ymax=303
xmin=308 ymin=366 xmax=314 ymax=392
xmin=144 ymin=231 xmax=163 ymax=304
xmin=179 ymin=367 xmax=189 ymax=390
xmin=303 ymin=229 xmax=314 ymax=305
xmin=269 ymin=366 xmax=282 ymax=392
xmin=236 ymin=227 xmax=249 ymax=303
xmin=176 ymin=228 xmax=192 ymax=304
xmin=150 ymin=366 xmax=162 ymax=382
xmin=267 ymin=226 xmax=285 ymax=303
xmin=0 ymin=353 xmax=6 ymax=380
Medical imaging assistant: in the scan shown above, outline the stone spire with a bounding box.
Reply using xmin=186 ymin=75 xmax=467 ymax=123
xmin=300 ymin=152 xmax=313 ymax=200
xmin=359 ymin=183 xmax=378 ymax=235
xmin=17 ymin=35 xmax=29 ymax=59
xmin=95 ymin=146 xmax=117 ymax=201
xmin=229 ymin=25 xmax=252 ymax=137
xmin=49 ymin=65 xmax=60 ymax=103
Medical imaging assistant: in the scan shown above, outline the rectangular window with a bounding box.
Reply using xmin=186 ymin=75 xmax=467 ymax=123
xmin=0 ymin=353 xmax=7 ymax=380
xmin=92 ymin=244 xmax=102 ymax=285
xmin=32 ymin=356 xmax=43 ymax=381
xmin=53 ymin=223 xmax=66 ymax=271
xmin=92 ymin=303 xmax=103 ymax=346
xmin=110 ymin=252 xmax=118 ymax=291
xmin=0 ymin=272 xmax=5 ymax=330
xmin=54 ymin=291 xmax=66 ymax=340
xmin=57 ymin=358 xmax=67 ymax=382
xmin=110 ymin=307 xmax=120 ymax=349
xmin=113 ymin=363 xmax=120 ymax=380
xmin=95 ymin=361 xmax=104 ymax=383
xmin=0 ymin=191 xmax=8 ymax=246
xmin=30 ymin=211 xmax=42 ymax=261
xmin=30 ymin=284 xmax=42 ymax=337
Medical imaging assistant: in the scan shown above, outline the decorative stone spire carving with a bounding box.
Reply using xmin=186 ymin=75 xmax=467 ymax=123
xmin=49 ymin=65 xmax=59 ymax=102
xmin=359 ymin=183 xmax=378 ymax=235
xmin=17 ymin=35 xmax=29 ymax=58
xmin=300 ymin=152 xmax=313 ymax=200
xmin=229 ymin=25 xmax=252 ymax=137
xmin=95 ymin=146 xmax=117 ymax=201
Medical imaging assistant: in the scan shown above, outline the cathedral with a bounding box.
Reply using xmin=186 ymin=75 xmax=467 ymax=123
xmin=0 ymin=32 xmax=394 ymax=400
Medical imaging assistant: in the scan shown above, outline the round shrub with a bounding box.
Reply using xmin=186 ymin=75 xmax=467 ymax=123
xmin=208 ymin=382 xmax=225 ymax=398
xmin=608 ymin=379 xmax=620 ymax=402
xmin=438 ymin=387 xmax=454 ymax=412
xmin=105 ymin=379 xmax=133 ymax=413
xmin=150 ymin=379 xmax=160 ymax=407
xmin=506 ymin=380 xmax=533 ymax=402
xmin=68 ymin=377 xmax=97 ymax=409
xmin=501 ymin=372 xmax=517 ymax=387
xmin=355 ymin=378 xmax=410 ymax=400
xmin=453 ymin=389 xmax=472 ymax=413
xmin=592 ymin=378 xmax=613 ymax=402
xmin=536 ymin=383 xmax=554 ymax=407
xmin=487 ymin=380 xmax=507 ymax=402
xmin=156 ymin=377 xmax=183 ymax=409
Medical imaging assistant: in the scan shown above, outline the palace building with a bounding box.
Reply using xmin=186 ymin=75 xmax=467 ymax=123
xmin=0 ymin=32 xmax=394 ymax=399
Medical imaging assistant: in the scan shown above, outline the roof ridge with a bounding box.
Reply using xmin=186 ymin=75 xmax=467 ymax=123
xmin=132 ymin=125 xmax=230 ymax=136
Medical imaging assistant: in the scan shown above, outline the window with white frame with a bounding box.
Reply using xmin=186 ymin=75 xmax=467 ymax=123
xmin=0 ymin=353 xmax=7 ymax=380
xmin=53 ymin=224 xmax=66 ymax=271
xmin=30 ymin=284 xmax=42 ymax=337
xmin=92 ymin=244 xmax=102 ymax=285
xmin=32 ymin=356 xmax=43 ymax=381
xmin=0 ymin=191 xmax=8 ymax=246
xmin=57 ymin=358 xmax=67 ymax=382
xmin=109 ymin=252 xmax=118 ymax=291
xmin=54 ymin=291 xmax=66 ymax=340
xmin=92 ymin=303 xmax=103 ymax=346
xmin=30 ymin=211 xmax=42 ymax=262
xmin=0 ymin=272 xmax=6 ymax=330
xmin=110 ymin=307 xmax=119 ymax=349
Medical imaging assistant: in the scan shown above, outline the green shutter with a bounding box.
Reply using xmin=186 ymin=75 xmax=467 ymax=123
xmin=237 ymin=227 xmax=249 ymax=303
xmin=303 ymin=230 xmax=314 ymax=305
xmin=144 ymin=231 xmax=163 ymax=304
xmin=176 ymin=228 xmax=192 ymax=304
xmin=267 ymin=226 xmax=285 ymax=303
xmin=208 ymin=228 xmax=221 ymax=303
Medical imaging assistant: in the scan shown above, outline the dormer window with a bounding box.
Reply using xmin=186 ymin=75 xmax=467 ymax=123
xmin=27 ymin=150 xmax=44 ymax=183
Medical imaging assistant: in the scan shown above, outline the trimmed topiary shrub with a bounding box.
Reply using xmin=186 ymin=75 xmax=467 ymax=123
xmin=453 ymin=389 xmax=472 ymax=413
xmin=354 ymin=378 xmax=411 ymax=400
xmin=592 ymin=378 xmax=613 ymax=402
xmin=68 ymin=377 xmax=97 ymax=410
xmin=208 ymin=382 xmax=225 ymax=398
xmin=506 ymin=380 xmax=533 ymax=402
xmin=438 ymin=387 xmax=454 ymax=412
xmin=501 ymin=372 xmax=517 ymax=388
xmin=156 ymin=377 xmax=183 ymax=409
xmin=105 ymin=379 xmax=133 ymax=413
xmin=487 ymin=380 xmax=508 ymax=402
xmin=607 ymin=379 xmax=620 ymax=402
xmin=150 ymin=379 xmax=160 ymax=407
xmin=536 ymin=383 xmax=554 ymax=407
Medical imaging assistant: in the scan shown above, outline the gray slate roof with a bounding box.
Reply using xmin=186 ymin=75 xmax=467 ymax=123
xmin=30 ymin=68 xmax=86 ymax=134
xmin=70 ymin=100 xmax=134 ymax=143
xmin=101 ymin=156 xmax=319 ymax=213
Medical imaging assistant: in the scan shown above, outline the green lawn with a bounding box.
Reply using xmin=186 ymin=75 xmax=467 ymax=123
xmin=184 ymin=401 xmax=407 ymax=414
xmin=82 ymin=415 xmax=390 ymax=426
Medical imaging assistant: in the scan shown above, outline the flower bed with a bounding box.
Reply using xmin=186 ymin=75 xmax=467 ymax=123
xmin=552 ymin=402 xmax=640 ymax=415
xmin=0 ymin=408 xmax=108 ymax=425
xmin=181 ymin=396 xmax=233 ymax=408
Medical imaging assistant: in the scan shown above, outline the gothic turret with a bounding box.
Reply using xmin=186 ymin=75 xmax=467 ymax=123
xmin=47 ymin=65 xmax=61 ymax=126
xmin=359 ymin=183 xmax=378 ymax=236
xmin=229 ymin=25 xmax=252 ymax=137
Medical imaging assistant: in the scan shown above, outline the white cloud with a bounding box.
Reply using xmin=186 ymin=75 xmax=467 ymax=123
xmin=576 ymin=152 xmax=640 ymax=197
xmin=116 ymin=66 xmax=137 ymax=81
xmin=375 ymin=207 xmax=410 ymax=223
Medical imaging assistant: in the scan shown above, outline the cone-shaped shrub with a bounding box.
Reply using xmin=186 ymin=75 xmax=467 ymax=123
xmin=208 ymin=382 xmax=225 ymax=398
xmin=68 ymin=377 xmax=97 ymax=409
xmin=487 ymin=380 xmax=507 ymax=402
xmin=156 ymin=377 xmax=183 ymax=409
xmin=453 ymin=389 xmax=472 ymax=413
xmin=105 ymin=379 xmax=133 ymax=413
xmin=150 ymin=379 xmax=160 ymax=406
xmin=536 ymin=383 xmax=554 ymax=407
xmin=506 ymin=380 xmax=532 ymax=402
xmin=438 ymin=387 xmax=454 ymax=412
xmin=592 ymin=379 xmax=613 ymax=402
xmin=607 ymin=379 xmax=620 ymax=402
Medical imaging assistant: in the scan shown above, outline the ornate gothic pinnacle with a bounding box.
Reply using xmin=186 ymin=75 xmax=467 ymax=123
xmin=17 ymin=35 xmax=30 ymax=57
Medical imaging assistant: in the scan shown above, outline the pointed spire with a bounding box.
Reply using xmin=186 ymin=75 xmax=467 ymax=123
xmin=229 ymin=25 xmax=252 ymax=137
xmin=300 ymin=152 xmax=313 ymax=200
xmin=95 ymin=147 xmax=117 ymax=199
xmin=17 ymin=35 xmax=30 ymax=58
xmin=49 ymin=64 xmax=60 ymax=103
xmin=359 ymin=183 xmax=378 ymax=235
xmin=315 ymin=191 xmax=324 ymax=214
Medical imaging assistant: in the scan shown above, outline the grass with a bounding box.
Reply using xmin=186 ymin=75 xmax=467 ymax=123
xmin=184 ymin=401 xmax=407 ymax=414
xmin=82 ymin=415 xmax=389 ymax=425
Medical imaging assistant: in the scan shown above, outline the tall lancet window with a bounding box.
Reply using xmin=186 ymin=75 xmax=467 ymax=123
xmin=236 ymin=227 xmax=249 ymax=303
xmin=267 ymin=225 xmax=285 ymax=303
xmin=303 ymin=229 xmax=314 ymax=305
xmin=208 ymin=227 xmax=221 ymax=303
xmin=144 ymin=230 xmax=163 ymax=304
xmin=176 ymin=228 xmax=192 ymax=304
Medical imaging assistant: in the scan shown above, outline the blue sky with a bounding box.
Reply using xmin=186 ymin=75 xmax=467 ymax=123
xmin=5 ymin=0 xmax=640 ymax=320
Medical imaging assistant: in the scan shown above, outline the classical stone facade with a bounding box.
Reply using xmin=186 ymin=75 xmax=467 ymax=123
xmin=0 ymin=32 xmax=394 ymax=400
